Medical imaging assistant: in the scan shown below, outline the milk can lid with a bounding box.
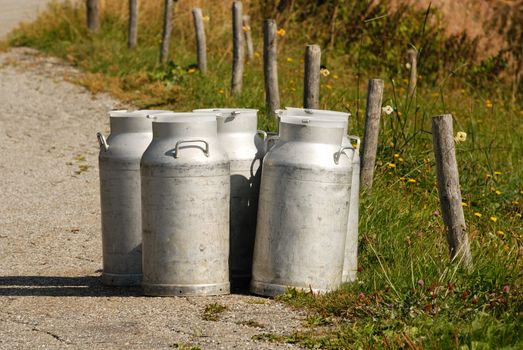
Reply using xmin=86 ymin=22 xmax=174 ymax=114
xmin=109 ymin=109 xmax=170 ymax=118
xmin=280 ymin=115 xmax=347 ymax=129
xmin=281 ymin=107 xmax=350 ymax=120
xmin=193 ymin=108 xmax=259 ymax=116
xmin=149 ymin=112 xmax=217 ymax=124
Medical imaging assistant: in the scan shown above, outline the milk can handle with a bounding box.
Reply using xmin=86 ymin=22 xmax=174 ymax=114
xmin=334 ymin=146 xmax=354 ymax=165
xmin=97 ymin=132 xmax=109 ymax=151
xmin=256 ymin=130 xmax=268 ymax=140
xmin=174 ymin=139 xmax=210 ymax=158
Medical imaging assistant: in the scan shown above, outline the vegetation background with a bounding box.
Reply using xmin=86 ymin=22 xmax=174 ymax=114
xmin=3 ymin=0 xmax=522 ymax=348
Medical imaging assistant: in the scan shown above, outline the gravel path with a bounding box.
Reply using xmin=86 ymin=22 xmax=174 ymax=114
xmin=0 ymin=48 xmax=306 ymax=349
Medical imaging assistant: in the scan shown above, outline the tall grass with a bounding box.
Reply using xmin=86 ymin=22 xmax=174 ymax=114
xmin=4 ymin=1 xmax=522 ymax=348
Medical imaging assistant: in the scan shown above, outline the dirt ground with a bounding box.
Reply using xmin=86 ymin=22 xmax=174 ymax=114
xmin=0 ymin=48 xmax=306 ymax=349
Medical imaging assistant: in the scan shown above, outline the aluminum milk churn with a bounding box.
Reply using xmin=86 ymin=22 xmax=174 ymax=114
xmin=97 ymin=109 xmax=168 ymax=286
xmin=141 ymin=112 xmax=231 ymax=296
xmin=278 ymin=108 xmax=361 ymax=283
xmin=194 ymin=108 xmax=266 ymax=289
xmin=251 ymin=115 xmax=353 ymax=296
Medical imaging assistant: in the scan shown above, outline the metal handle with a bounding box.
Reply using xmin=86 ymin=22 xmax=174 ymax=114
xmin=174 ymin=139 xmax=210 ymax=158
xmin=256 ymin=130 xmax=268 ymax=140
xmin=97 ymin=132 xmax=109 ymax=151
xmin=334 ymin=146 xmax=353 ymax=165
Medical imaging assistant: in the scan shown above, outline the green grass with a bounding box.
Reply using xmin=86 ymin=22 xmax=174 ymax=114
xmin=4 ymin=1 xmax=522 ymax=348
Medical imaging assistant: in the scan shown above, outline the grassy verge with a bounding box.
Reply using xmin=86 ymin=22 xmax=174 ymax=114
xmin=4 ymin=1 xmax=522 ymax=348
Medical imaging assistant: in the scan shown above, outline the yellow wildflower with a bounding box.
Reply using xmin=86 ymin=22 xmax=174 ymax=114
xmin=461 ymin=202 xmax=468 ymax=207
xmin=495 ymin=190 xmax=501 ymax=196
xmin=485 ymin=99 xmax=493 ymax=108
xmin=254 ymin=52 xmax=260 ymax=58
xmin=399 ymin=158 xmax=405 ymax=163
xmin=389 ymin=142 xmax=394 ymax=147
xmin=325 ymin=84 xmax=333 ymax=90
xmin=218 ymin=89 xmax=224 ymax=94
xmin=394 ymin=154 xmax=400 ymax=159
xmin=276 ymin=28 xmax=286 ymax=37
xmin=512 ymin=200 xmax=519 ymax=205
xmin=333 ymin=74 xmax=339 ymax=80
xmin=407 ymin=179 xmax=417 ymax=183
xmin=399 ymin=177 xmax=406 ymax=181
xmin=242 ymin=25 xmax=251 ymax=32
xmin=387 ymin=163 xmax=396 ymax=168
xmin=493 ymin=171 xmax=502 ymax=175
xmin=286 ymin=57 xmax=293 ymax=62
xmin=496 ymin=230 xmax=504 ymax=237
xmin=474 ymin=212 xmax=482 ymax=218
xmin=516 ymin=213 xmax=522 ymax=218
xmin=320 ymin=68 xmax=330 ymax=77
xmin=486 ymin=174 xmax=492 ymax=178
xmin=202 ymin=15 xmax=210 ymax=22
xmin=187 ymin=68 xmax=197 ymax=74
xmin=454 ymin=131 xmax=467 ymax=143
xmin=490 ymin=216 xmax=497 ymax=222
xmin=520 ymin=190 xmax=523 ymax=195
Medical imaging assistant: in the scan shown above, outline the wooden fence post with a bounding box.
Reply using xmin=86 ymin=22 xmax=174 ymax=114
xmin=407 ymin=48 xmax=417 ymax=99
xmin=360 ymin=79 xmax=384 ymax=190
xmin=263 ymin=19 xmax=280 ymax=116
xmin=128 ymin=0 xmax=138 ymax=49
xmin=192 ymin=8 xmax=207 ymax=74
xmin=231 ymin=1 xmax=245 ymax=95
xmin=303 ymin=44 xmax=321 ymax=109
xmin=160 ymin=0 xmax=174 ymax=64
xmin=243 ymin=15 xmax=254 ymax=62
xmin=432 ymin=115 xmax=473 ymax=269
xmin=86 ymin=0 xmax=100 ymax=33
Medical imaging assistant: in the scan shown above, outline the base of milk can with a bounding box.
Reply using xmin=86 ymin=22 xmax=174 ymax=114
xmin=342 ymin=270 xmax=357 ymax=283
xmin=101 ymin=272 xmax=142 ymax=286
xmin=143 ymin=282 xmax=230 ymax=296
xmin=250 ymin=280 xmax=332 ymax=297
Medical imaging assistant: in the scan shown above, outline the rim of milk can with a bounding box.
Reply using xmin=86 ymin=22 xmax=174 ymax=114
xmin=147 ymin=112 xmax=219 ymax=124
xmin=280 ymin=107 xmax=350 ymax=119
xmin=193 ymin=108 xmax=258 ymax=116
xmin=280 ymin=115 xmax=347 ymax=129
xmin=109 ymin=109 xmax=170 ymax=118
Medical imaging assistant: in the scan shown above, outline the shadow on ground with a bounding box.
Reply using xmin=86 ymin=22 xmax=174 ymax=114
xmin=0 ymin=275 xmax=143 ymax=297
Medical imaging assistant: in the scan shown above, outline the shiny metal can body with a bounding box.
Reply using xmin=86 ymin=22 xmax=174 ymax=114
xmin=194 ymin=108 xmax=266 ymax=289
xmin=97 ymin=109 xmax=168 ymax=286
xmin=141 ymin=113 xmax=231 ymax=296
xmin=251 ymin=115 xmax=353 ymax=296
xmin=277 ymin=108 xmax=361 ymax=283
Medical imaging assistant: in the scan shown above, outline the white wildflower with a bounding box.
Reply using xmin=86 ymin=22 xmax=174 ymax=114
xmin=454 ymin=131 xmax=467 ymax=143
xmin=382 ymin=105 xmax=394 ymax=115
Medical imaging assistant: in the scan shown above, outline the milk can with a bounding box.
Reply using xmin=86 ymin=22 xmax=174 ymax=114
xmin=97 ymin=109 xmax=168 ymax=286
xmin=277 ymin=108 xmax=361 ymax=283
xmin=251 ymin=115 xmax=353 ymax=296
xmin=194 ymin=108 xmax=266 ymax=289
xmin=141 ymin=112 xmax=231 ymax=296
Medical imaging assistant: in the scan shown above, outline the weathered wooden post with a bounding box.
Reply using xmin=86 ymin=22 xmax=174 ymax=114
xmin=192 ymin=8 xmax=207 ymax=74
xmin=160 ymin=0 xmax=174 ymax=64
xmin=231 ymin=1 xmax=245 ymax=95
xmin=407 ymin=48 xmax=417 ymax=99
xmin=263 ymin=19 xmax=280 ymax=116
xmin=303 ymin=44 xmax=321 ymax=109
xmin=128 ymin=0 xmax=138 ymax=49
xmin=360 ymin=79 xmax=384 ymax=190
xmin=432 ymin=115 xmax=473 ymax=269
xmin=86 ymin=0 xmax=100 ymax=33
xmin=243 ymin=15 xmax=254 ymax=62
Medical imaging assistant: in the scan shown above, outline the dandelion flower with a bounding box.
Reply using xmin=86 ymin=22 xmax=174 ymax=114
xmin=399 ymin=158 xmax=405 ymax=163
xmin=461 ymin=202 xmax=468 ymax=207
xmin=474 ymin=212 xmax=482 ymax=218
xmin=276 ymin=28 xmax=286 ymax=37
xmin=320 ymin=68 xmax=330 ymax=77
xmin=387 ymin=163 xmax=396 ymax=168
xmin=242 ymin=25 xmax=251 ymax=32
xmin=407 ymin=179 xmax=417 ymax=183
xmin=485 ymin=99 xmax=493 ymax=108
xmin=494 ymin=171 xmax=502 ymax=175
xmin=202 ymin=15 xmax=210 ymax=22
xmin=496 ymin=230 xmax=504 ymax=236
xmin=490 ymin=216 xmax=497 ymax=222
xmin=495 ymin=190 xmax=501 ymax=195
xmin=286 ymin=57 xmax=293 ymax=62
xmin=454 ymin=131 xmax=467 ymax=143
xmin=382 ymin=105 xmax=394 ymax=115
xmin=394 ymin=153 xmax=400 ymax=159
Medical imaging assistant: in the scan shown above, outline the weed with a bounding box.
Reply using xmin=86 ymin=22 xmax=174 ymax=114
xmin=201 ymin=303 xmax=226 ymax=321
